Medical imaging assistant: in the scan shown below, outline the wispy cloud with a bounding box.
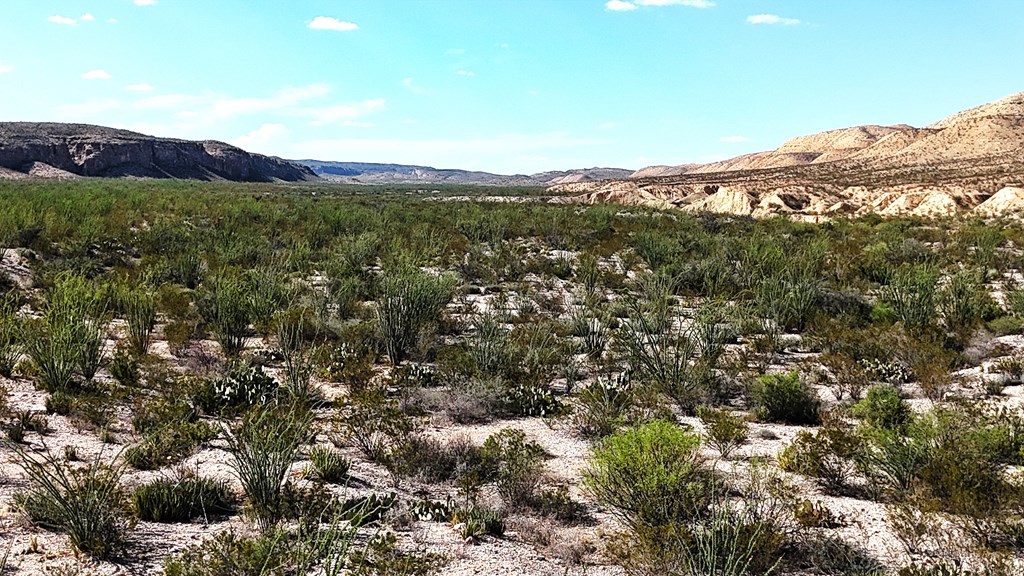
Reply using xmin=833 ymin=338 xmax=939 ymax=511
xmin=401 ymin=77 xmax=429 ymax=95
xmin=605 ymin=1 xmax=637 ymax=11
xmin=747 ymin=14 xmax=801 ymax=25
xmin=48 ymin=15 xmax=78 ymax=25
xmin=81 ymin=69 xmax=112 ymax=80
xmin=608 ymin=0 xmax=714 ymax=9
xmin=126 ymin=83 xmax=155 ymax=92
xmin=304 ymin=99 xmax=385 ymax=126
xmin=308 ymin=16 xmax=358 ymax=31
xmin=80 ymin=13 xmax=95 ymax=22
xmin=456 ymin=70 xmax=475 ymax=77
xmin=0 ymin=63 xmax=13 ymax=74
xmin=719 ymin=135 xmax=749 ymax=143
xmin=134 ymin=0 xmax=157 ymax=6
xmin=232 ymin=123 xmax=291 ymax=150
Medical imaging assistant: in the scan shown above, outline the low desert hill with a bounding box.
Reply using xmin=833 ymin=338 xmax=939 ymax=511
xmin=0 ymin=123 xmax=316 ymax=182
xmin=295 ymin=159 xmax=632 ymax=187
xmin=552 ymin=92 xmax=1024 ymax=218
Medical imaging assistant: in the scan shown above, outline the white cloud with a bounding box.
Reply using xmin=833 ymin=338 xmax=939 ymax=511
xmin=232 ymin=123 xmax=291 ymax=151
xmin=81 ymin=69 xmax=112 ymax=80
xmin=607 ymin=0 xmax=714 ymax=11
xmin=212 ymin=84 xmax=331 ymax=118
xmin=719 ymin=136 xmax=749 ymax=143
xmin=747 ymin=14 xmax=801 ymax=25
xmin=0 ymin=63 xmax=13 ymax=74
xmin=80 ymin=13 xmax=96 ymax=21
xmin=445 ymin=48 xmax=466 ymax=56
xmin=456 ymin=70 xmax=475 ymax=77
xmin=308 ymin=16 xmax=358 ymax=31
xmin=48 ymin=15 xmax=77 ymax=25
xmin=134 ymin=0 xmax=157 ymax=6
xmin=605 ymin=1 xmax=637 ymax=10
xmin=401 ymin=77 xmax=429 ymax=95
xmin=304 ymin=98 xmax=385 ymax=126
xmin=639 ymin=0 xmax=715 ymax=6
xmin=108 ymin=18 xmax=119 ymax=23
xmin=126 ymin=83 xmax=155 ymax=92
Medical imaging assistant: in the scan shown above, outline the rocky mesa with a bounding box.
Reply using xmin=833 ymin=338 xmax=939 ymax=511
xmin=551 ymin=92 xmax=1024 ymax=218
xmin=0 ymin=123 xmax=317 ymax=182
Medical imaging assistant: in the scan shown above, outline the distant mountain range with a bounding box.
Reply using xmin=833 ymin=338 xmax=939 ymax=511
xmin=553 ymin=92 xmax=1024 ymax=218
xmin=0 ymin=123 xmax=315 ymax=182
xmin=293 ymin=160 xmax=633 ymax=187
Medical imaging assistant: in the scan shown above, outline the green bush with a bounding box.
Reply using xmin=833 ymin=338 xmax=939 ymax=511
xmin=199 ymin=275 xmax=251 ymax=357
xmin=0 ymin=296 xmax=22 ymax=378
xmin=481 ymin=428 xmax=546 ymax=510
xmin=120 ymin=284 xmax=157 ymax=356
xmin=882 ymin=264 xmax=938 ymax=333
xmin=852 ymin=385 xmax=911 ymax=433
xmin=573 ymin=373 xmax=636 ymax=438
xmin=335 ymin=388 xmax=416 ymax=461
xmin=454 ymin=506 xmax=505 ymax=539
xmin=585 ymin=420 xmax=716 ymax=529
xmin=193 ymin=363 xmax=279 ymax=415
xmin=778 ymin=421 xmax=860 ymax=492
xmin=133 ymin=472 xmax=235 ymax=522
xmin=225 ymin=403 xmax=314 ymax=533
xmin=308 ymin=445 xmax=350 ymax=483
xmin=750 ymin=371 xmax=821 ymax=425
xmin=375 ymin=266 xmax=456 ymax=363
xmin=697 ymin=406 xmax=749 ymax=459
xmin=13 ymin=447 xmax=129 ymax=558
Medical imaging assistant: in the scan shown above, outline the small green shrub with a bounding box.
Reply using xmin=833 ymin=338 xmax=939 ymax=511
xmin=852 ymin=385 xmax=911 ymax=433
xmin=133 ymin=472 xmax=235 ymax=522
xmin=13 ymin=447 xmax=129 ymax=559
xmin=375 ymin=266 xmax=457 ymax=364
xmin=198 ymin=275 xmax=251 ymax=357
xmin=120 ymin=284 xmax=157 ymax=356
xmin=307 ymin=445 xmax=350 ymax=483
xmin=193 ymin=363 xmax=279 ymax=415
xmin=481 ymin=428 xmax=546 ymax=509
xmin=573 ymin=372 xmax=635 ymax=438
xmin=750 ymin=371 xmax=821 ymax=425
xmin=697 ymin=406 xmax=749 ymax=459
xmin=777 ymin=419 xmax=860 ymax=492
xmin=335 ymin=388 xmax=416 ymax=461
xmin=109 ymin=348 xmax=141 ymax=388
xmin=0 ymin=296 xmax=22 ymax=378
xmin=453 ymin=506 xmax=505 ymax=539
xmin=585 ymin=420 xmax=716 ymax=529
xmin=225 ymin=403 xmax=314 ymax=533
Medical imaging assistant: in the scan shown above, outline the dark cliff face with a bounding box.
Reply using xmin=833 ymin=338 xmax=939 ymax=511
xmin=0 ymin=123 xmax=317 ymax=182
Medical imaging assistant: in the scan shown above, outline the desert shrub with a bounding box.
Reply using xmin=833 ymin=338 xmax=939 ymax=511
xmin=124 ymin=420 xmax=218 ymax=470
xmin=307 ymin=445 xmax=350 ymax=483
xmin=375 ymin=266 xmax=457 ymax=363
xmin=275 ymin=310 xmax=320 ymax=404
xmin=335 ymin=388 xmax=416 ymax=461
xmin=852 ymin=384 xmax=911 ymax=433
xmin=198 ymin=275 xmax=251 ymax=357
xmin=225 ymin=403 xmax=314 ymax=533
xmin=532 ymin=485 xmax=589 ymax=524
xmin=778 ymin=417 xmax=860 ymax=492
xmin=0 ymin=295 xmax=22 ymax=378
xmin=44 ymin=390 xmax=74 ymax=415
xmin=481 ymin=428 xmax=546 ymax=509
xmin=573 ymin=372 xmax=636 ymax=438
xmin=385 ymin=433 xmax=483 ymax=484
xmin=345 ymin=532 xmax=443 ymax=576
xmin=818 ymin=352 xmax=868 ymax=401
xmin=133 ymin=471 xmax=235 ymax=522
xmin=617 ymin=298 xmax=712 ymax=411
xmin=793 ymin=499 xmax=842 ymax=528
xmin=750 ymin=371 xmax=821 ymax=425
xmin=569 ymin=307 xmax=610 ymax=361
xmin=12 ymin=447 xmax=129 ymax=558
xmin=109 ymin=348 xmax=140 ymax=388
xmin=697 ymin=406 xmax=749 ymax=459
xmin=453 ymin=506 xmax=506 ymax=539
xmin=938 ymin=268 xmax=990 ymax=341
xmin=755 ymin=272 xmax=821 ymax=333
xmin=856 ymin=427 xmax=931 ymax=498
xmin=585 ymin=420 xmax=717 ymax=529
xmin=883 ymin=264 xmax=938 ymax=333
xmin=119 ymin=283 xmax=157 ymax=356
xmin=245 ymin=266 xmax=291 ymax=335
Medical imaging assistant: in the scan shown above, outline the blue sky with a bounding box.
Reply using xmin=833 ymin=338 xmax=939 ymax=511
xmin=1 ymin=1 xmax=1022 ymax=174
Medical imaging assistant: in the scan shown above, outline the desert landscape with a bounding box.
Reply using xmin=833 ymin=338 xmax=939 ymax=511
xmin=4 ymin=2 xmax=1024 ymax=576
